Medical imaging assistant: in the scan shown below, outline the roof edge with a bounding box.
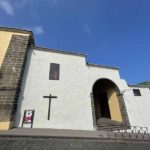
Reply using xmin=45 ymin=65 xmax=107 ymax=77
xmin=87 ymin=63 xmax=119 ymax=70
xmin=0 ymin=27 xmax=35 ymax=45
xmin=31 ymin=46 xmax=87 ymax=57
xmin=128 ymin=84 xmax=150 ymax=88
xmin=0 ymin=27 xmax=33 ymax=35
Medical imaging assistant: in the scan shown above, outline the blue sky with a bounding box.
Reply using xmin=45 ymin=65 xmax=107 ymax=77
xmin=0 ymin=0 xmax=150 ymax=84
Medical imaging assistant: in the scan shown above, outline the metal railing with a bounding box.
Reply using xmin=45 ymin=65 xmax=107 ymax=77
xmin=107 ymin=126 xmax=150 ymax=140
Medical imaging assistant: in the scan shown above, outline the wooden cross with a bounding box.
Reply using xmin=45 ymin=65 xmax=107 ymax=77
xmin=43 ymin=94 xmax=57 ymax=120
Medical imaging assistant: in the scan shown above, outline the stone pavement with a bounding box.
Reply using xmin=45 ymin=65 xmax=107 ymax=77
xmin=0 ymin=128 xmax=150 ymax=150
xmin=0 ymin=136 xmax=150 ymax=150
xmin=0 ymin=128 xmax=108 ymax=138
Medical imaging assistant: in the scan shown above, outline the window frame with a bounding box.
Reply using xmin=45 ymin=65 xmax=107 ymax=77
xmin=49 ymin=63 xmax=60 ymax=80
xmin=133 ymin=89 xmax=141 ymax=96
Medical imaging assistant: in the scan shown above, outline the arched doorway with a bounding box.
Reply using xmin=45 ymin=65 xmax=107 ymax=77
xmin=92 ymin=79 xmax=128 ymax=129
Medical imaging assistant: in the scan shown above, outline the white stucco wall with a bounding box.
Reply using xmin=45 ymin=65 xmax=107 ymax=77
xmin=15 ymin=48 xmax=94 ymax=130
xmin=124 ymin=87 xmax=150 ymax=130
xmin=86 ymin=65 xmax=129 ymax=93
xmin=15 ymin=47 xmax=150 ymax=131
xmin=86 ymin=66 xmax=150 ymax=131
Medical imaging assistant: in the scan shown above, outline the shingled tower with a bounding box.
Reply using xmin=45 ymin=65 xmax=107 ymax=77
xmin=0 ymin=27 xmax=34 ymax=130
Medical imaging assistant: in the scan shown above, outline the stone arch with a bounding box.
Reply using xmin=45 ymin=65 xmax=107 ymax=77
xmin=91 ymin=78 xmax=130 ymax=130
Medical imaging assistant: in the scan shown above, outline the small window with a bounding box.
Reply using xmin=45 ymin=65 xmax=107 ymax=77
xmin=49 ymin=63 xmax=60 ymax=80
xmin=133 ymin=89 xmax=141 ymax=96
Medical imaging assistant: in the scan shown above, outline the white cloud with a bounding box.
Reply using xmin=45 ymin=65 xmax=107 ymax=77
xmin=0 ymin=0 xmax=14 ymax=16
xmin=33 ymin=26 xmax=44 ymax=35
xmin=83 ymin=24 xmax=92 ymax=37
xmin=23 ymin=26 xmax=45 ymax=35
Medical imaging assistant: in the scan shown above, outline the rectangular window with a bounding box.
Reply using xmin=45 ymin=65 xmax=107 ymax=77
xmin=49 ymin=63 xmax=60 ymax=80
xmin=133 ymin=89 xmax=141 ymax=96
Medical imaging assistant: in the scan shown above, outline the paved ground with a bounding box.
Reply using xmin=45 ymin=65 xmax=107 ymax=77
xmin=0 ymin=128 xmax=108 ymax=138
xmin=0 ymin=136 xmax=150 ymax=150
xmin=0 ymin=128 xmax=150 ymax=150
xmin=0 ymin=128 xmax=150 ymax=139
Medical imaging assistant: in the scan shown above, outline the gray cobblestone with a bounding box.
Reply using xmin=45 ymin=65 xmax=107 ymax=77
xmin=0 ymin=136 xmax=150 ymax=150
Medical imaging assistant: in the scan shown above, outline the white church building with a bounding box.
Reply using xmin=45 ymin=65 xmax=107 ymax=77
xmin=15 ymin=46 xmax=150 ymax=131
xmin=0 ymin=27 xmax=150 ymax=132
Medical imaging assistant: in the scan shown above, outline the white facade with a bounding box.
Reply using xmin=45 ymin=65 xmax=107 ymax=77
xmin=15 ymin=48 xmax=93 ymax=130
xmin=124 ymin=86 xmax=150 ymax=130
xmin=15 ymin=47 xmax=150 ymax=131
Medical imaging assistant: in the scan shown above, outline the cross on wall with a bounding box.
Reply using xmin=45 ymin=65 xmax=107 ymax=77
xmin=43 ymin=94 xmax=57 ymax=120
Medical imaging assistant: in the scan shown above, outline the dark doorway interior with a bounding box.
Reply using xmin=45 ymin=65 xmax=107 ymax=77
xmin=99 ymin=92 xmax=111 ymax=118
xmin=93 ymin=79 xmax=114 ymax=121
xmin=92 ymin=79 xmax=128 ymax=130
